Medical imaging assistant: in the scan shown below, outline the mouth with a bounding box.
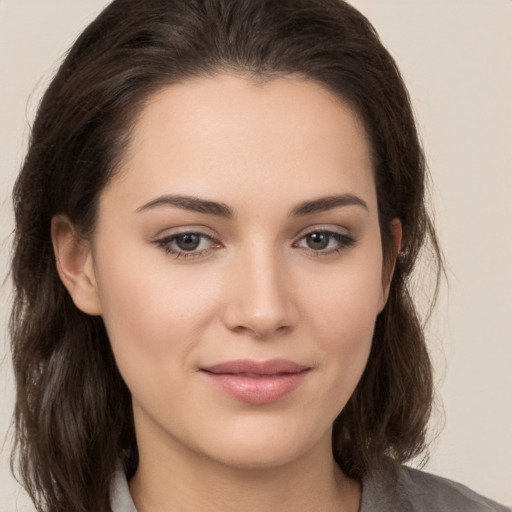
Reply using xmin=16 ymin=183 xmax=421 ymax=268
xmin=200 ymin=359 xmax=311 ymax=404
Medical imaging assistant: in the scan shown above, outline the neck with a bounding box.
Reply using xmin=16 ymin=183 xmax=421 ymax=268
xmin=129 ymin=428 xmax=360 ymax=512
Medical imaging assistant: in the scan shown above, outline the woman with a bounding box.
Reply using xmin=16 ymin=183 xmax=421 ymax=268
xmin=9 ymin=0 xmax=509 ymax=511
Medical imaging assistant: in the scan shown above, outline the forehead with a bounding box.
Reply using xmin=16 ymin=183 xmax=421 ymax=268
xmin=106 ymin=73 xmax=376 ymax=214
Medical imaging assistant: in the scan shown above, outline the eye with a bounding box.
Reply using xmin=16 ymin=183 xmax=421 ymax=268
xmin=295 ymin=230 xmax=356 ymax=255
xmin=173 ymin=233 xmax=203 ymax=251
xmin=154 ymin=231 xmax=220 ymax=259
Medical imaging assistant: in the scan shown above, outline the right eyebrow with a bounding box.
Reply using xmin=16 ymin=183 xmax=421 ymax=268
xmin=136 ymin=194 xmax=234 ymax=218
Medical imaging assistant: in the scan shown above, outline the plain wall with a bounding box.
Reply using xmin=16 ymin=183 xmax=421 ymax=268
xmin=1 ymin=1 xmax=511 ymax=510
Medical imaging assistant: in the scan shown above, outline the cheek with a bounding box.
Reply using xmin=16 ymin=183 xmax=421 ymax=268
xmin=304 ymin=256 xmax=384 ymax=346
xmin=299 ymin=252 xmax=383 ymax=396
xmin=315 ymin=285 xmax=377 ymax=378
xmin=93 ymin=241 xmax=221 ymax=372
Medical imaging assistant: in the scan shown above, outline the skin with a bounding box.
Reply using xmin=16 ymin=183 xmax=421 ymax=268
xmin=53 ymin=74 xmax=401 ymax=512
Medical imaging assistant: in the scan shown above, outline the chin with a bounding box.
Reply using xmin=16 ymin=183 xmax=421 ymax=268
xmin=209 ymin=444 xmax=307 ymax=470
xmin=193 ymin=421 xmax=330 ymax=471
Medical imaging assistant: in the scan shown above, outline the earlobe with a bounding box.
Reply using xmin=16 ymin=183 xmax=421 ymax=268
xmin=379 ymin=218 xmax=403 ymax=311
xmin=51 ymin=215 xmax=102 ymax=315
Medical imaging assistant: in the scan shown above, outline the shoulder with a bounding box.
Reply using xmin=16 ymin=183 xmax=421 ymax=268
xmin=360 ymin=457 xmax=510 ymax=512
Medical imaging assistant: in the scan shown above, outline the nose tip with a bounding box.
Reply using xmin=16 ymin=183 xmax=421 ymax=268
xmin=221 ymin=254 xmax=298 ymax=339
xmin=228 ymin=304 xmax=291 ymax=339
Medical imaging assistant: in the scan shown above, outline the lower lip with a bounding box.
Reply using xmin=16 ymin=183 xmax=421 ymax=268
xmin=201 ymin=370 xmax=310 ymax=404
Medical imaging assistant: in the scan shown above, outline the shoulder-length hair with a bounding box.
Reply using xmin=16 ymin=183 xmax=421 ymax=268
xmin=11 ymin=0 xmax=441 ymax=510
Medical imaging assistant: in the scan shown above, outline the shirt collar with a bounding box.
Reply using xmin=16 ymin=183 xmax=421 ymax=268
xmin=110 ymin=467 xmax=137 ymax=512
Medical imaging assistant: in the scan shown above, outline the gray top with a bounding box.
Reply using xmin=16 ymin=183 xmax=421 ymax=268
xmin=110 ymin=458 xmax=510 ymax=512
xmin=359 ymin=458 xmax=510 ymax=511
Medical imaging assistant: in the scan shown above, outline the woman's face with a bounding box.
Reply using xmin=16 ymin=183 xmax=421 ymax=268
xmin=88 ymin=74 xmax=392 ymax=470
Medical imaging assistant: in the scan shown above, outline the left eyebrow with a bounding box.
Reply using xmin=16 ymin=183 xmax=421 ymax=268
xmin=289 ymin=194 xmax=369 ymax=217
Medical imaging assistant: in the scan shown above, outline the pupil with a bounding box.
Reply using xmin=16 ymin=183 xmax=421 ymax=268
xmin=177 ymin=234 xmax=200 ymax=251
xmin=307 ymin=232 xmax=329 ymax=250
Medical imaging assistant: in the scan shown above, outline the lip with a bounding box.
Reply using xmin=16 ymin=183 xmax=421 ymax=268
xmin=200 ymin=359 xmax=311 ymax=404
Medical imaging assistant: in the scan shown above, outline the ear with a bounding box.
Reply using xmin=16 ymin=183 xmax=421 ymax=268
xmin=51 ymin=215 xmax=102 ymax=315
xmin=379 ymin=218 xmax=402 ymax=311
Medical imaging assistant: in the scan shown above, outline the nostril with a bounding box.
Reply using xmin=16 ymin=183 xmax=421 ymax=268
xmin=230 ymin=322 xmax=291 ymax=340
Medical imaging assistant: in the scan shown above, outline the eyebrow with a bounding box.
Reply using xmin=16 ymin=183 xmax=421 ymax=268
xmin=136 ymin=193 xmax=368 ymax=217
xmin=137 ymin=195 xmax=234 ymax=217
xmin=289 ymin=194 xmax=368 ymax=217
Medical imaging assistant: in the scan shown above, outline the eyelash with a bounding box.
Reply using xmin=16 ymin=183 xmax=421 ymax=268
xmin=293 ymin=231 xmax=356 ymax=256
xmin=155 ymin=232 xmax=218 ymax=259
xmin=154 ymin=230 xmax=356 ymax=260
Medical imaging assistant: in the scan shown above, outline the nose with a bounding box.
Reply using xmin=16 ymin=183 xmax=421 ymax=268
xmin=221 ymin=243 xmax=299 ymax=339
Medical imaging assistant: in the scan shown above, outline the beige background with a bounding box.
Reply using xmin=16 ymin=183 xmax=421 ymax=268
xmin=1 ymin=1 xmax=511 ymax=510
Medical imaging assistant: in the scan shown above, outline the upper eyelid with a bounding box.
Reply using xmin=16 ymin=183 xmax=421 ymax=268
xmin=151 ymin=217 xmax=352 ymax=240
xmin=155 ymin=228 xmax=353 ymax=252
xmin=154 ymin=232 xmax=217 ymax=259
xmin=294 ymin=230 xmax=355 ymax=247
xmin=298 ymin=229 xmax=351 ymax=239
xmin=152 ymin=225 xmax=218 ymax=241
xmin=154 ymin=226 xmax=349 ymax=240
xmin=153 ymin=224 xmax=351 ymax=240
xmin=157 ymin=232 xmax=217 ymax=248
xmin=293 ymin=224 xmax=351 ymax=239
xmin=155 ymin=235 xmax=351 ymax=263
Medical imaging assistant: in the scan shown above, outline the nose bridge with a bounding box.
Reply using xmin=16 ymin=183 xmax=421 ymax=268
xmin=222 ymin=235 xmax=296 ymax=337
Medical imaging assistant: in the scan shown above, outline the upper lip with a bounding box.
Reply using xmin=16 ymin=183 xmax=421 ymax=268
xmin=201 ymin=359 xmax=310 ymax=375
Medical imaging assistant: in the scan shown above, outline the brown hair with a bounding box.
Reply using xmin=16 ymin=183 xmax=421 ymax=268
xmin=10 ymin=0 xmax=441 ymax=510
